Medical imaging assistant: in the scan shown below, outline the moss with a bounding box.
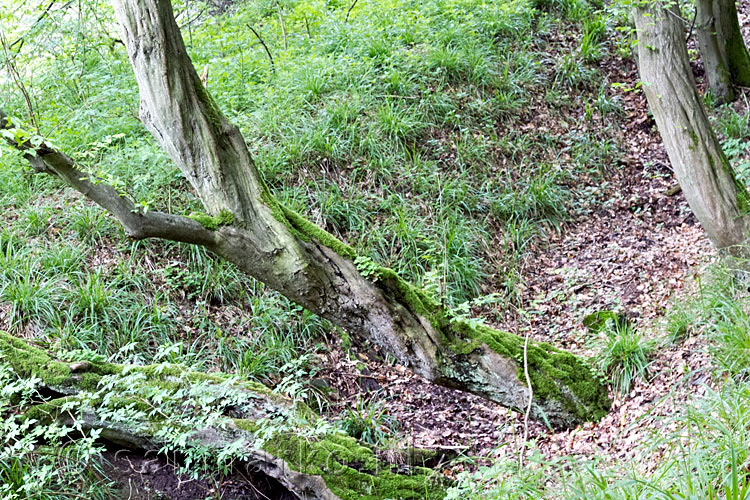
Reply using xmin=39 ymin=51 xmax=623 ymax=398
xmin=280 ymin=204 xmax=357 ymax=259
xmin=375 ymin=267 xmax=441 ymax=320
xmin=2 ymin=331 xmax=443 ymax=499
xmin=0 ymin=331 xmax=73 ymax=388
xmin=23 ymin=396 xmax=78 ymax=425
xmin=687 ymin=128 xmax=699 ymax=150
xmin=447 ymin=322 xmax=611 ymax=423
xmin=193 ymin=73 xmax=227 ymax=128
xmin=262 ymin=431 xmax=446 ymax=500
xmin=583 ymin=310 xmax=627 ymax=334
xmin=188 ymin=209 xmax=234 ymax=230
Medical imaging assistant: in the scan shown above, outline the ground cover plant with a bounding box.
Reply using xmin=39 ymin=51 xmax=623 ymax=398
xmin=1 ymin=0 xmax=750 ymax=497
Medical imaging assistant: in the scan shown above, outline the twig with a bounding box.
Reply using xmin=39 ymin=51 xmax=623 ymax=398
xmin=685 ymin=6 xmax=698 ymax=43
xmin=304 ymin=16 xmax=311 ymax=39
xmin=277 ymin=1 xmax=288 ymax=50
xmin=345 ymin=0 xmax=359 ymax=23
xmin=9 ymin=0 xmax=66 ymax=50
xmin=1 ymin=32 xmax=40 ymax=133
xmin=247 ymin=24 xmax=275 ymax=74
xmin=520 ymin=314 xmax=533 ymax=469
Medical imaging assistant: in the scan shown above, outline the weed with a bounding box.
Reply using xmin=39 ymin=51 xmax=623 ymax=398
xmin=588 ymin=314 xmax=654 ymax=394
xmin=339 ymin=397 xmax=401 ymax=447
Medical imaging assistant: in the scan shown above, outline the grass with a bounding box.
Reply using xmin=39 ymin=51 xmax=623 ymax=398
xmin=339 ymin=397 xmax=402 ymax=447
xmin=0 ymin=0 xmax=641 ymax=494
xmin=589 ymin=314 xmax=655 ymax=395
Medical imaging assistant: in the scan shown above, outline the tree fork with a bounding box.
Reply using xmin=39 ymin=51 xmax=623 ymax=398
xmin=1 ymin=0 xmax=611 ymax=429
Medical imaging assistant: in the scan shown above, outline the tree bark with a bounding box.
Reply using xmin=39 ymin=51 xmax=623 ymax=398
xmin=695 ymin=0 xmax=735 ymax=103
xmin=1 ymin=0 xmax=612 ymax=429
xmin=713 ymin=0 xmax=750 ymax=86
xmin=634 ymin=2 xmax=750 ymax=253
xmin=0 ymin=331 xmax=445 ymax=500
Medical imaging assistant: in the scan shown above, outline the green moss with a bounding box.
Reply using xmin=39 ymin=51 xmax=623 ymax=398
xmin=262 ymin=431 xmax=445 ymax=500
xmin=447 ymin=322 xmax=610 ymax=423
xmin=188 ymin=209 xmax=234 ymax=230
xmin=0 ymin=331 xmax=73 ymax=388
xmin=280 ymin=205 xmax=358 ymax=259
xmin=23 ymin=396 xmax=78 ymax=425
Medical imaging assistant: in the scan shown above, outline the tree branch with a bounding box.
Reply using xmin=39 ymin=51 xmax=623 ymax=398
xmin=0 ymin=109 xmax=219 ymax=247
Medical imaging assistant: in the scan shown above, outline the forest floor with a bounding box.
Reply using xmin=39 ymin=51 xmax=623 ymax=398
xmin=4 ymin=0 xmax=750 ymax=497
xmin=320 ymin=47 xmax=735 ymax=472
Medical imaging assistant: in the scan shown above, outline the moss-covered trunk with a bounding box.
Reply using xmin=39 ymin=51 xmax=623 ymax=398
xmin=3 ymin=0 xmax=611 ymax=430
xmin=634 ymin=2 xmax=750 ymax=252
xmin=0 ymin=331 xmax=446 ymax=500
xmin=713 ymin=0 xmax=750 ymax=86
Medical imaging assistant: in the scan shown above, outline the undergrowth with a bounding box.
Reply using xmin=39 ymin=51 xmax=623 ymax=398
xmin=0 ymin=0 xmax=636 ymax=495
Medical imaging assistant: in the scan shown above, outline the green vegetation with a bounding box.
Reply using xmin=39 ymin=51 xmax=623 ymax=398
xmin=586 ymin=312 xmax=654 ymax=394
xmin=4 ymin=0 xmax=750 ymax=497
xmin=447 ymin=262 xmax=750 ymax=499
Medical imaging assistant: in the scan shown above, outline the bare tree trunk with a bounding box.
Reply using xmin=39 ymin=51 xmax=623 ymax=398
xmin=634 ymin=1 xmax=750 ymax=253
xmin=695 ymin=0 xmax=735 ymax=103
xmin=1 ymin=0 xmax=612 ymax=429
xmin=713 ymin=0 xmax=750 ymax=86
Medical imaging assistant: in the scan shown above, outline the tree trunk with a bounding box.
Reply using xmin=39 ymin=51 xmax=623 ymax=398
xmin=695 ymin=0 xmax=735 ymax=103
xmin=0 ymin=332 xmax=446 ymax=500
xmin=1 ymin=0 xmax=612 ymax=429
xmin=634 ymin=1 xmax=750 ymax=253
xmin=713 ymin=0 xmax=750 ymax=86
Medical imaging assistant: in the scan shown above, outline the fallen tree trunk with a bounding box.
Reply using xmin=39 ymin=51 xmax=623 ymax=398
xmin=0 ymin=331 xmax=446 ymax=500
xmin=0 ymin=0 xmax=610 ymax=429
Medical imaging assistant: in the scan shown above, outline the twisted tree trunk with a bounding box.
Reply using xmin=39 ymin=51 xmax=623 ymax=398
xmin=1 ymin=0 xmax=611 ymax=429
xmin=695 ymin=0 xmax=734 ymax=103
xmin=634 ymin=1 xmax=750 ymax=253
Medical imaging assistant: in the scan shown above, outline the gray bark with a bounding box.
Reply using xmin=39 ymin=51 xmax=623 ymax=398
xmin=634 ymin=1 xmax=750 ymax=252
xmin=695 ymin=0 xmax=735 ymax=103
xmin=713 ymin=0 xmax=750 ymax=86
xmin=0 ymin=0 xmax=611 ymax=429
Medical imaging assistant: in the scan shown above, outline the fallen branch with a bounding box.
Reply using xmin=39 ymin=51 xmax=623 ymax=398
xmin=0 ymin=332 xmax=446 ymax=500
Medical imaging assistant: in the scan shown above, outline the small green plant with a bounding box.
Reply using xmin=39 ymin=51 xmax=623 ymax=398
xmin=579 ymin=14 xmax=606 ymax=63
xmin=339 ymin=397 xmax=401 ymax=447
xmin=70 ymin=205 xmax=110 ymax=244
xmin=587 ymin=312 xmax=654 ymax=394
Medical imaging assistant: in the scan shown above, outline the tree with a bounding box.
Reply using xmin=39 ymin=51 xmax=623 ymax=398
xmin=695 ymin=0 xmax=734 ymax=103
xmin=1 ymin=0 xmax=610 ymax=429
xmin=713 ymin=0 xmax=750 ymax=87
xmin=634 ymin=0 xmax=750 ymax=252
